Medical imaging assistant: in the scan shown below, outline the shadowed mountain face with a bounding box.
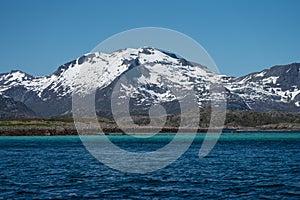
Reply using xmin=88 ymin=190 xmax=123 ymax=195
xmin=0 ymin=47 xmax=299 ymax=119
xmin=0 ymin=93 xmax=36 ymax=119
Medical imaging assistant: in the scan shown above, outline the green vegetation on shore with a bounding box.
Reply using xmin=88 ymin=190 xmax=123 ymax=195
xmin=0 ymin=110 xmax=299 ymax=136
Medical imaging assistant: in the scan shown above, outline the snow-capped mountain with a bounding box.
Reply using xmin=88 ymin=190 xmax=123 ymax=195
xmin=225 ymin=63 xmax=300 ymax=112
xmin=0 ymin=47 xmax=299 ymax=118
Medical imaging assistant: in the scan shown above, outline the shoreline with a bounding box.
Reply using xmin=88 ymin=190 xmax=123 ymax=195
xmin=1 ymin=126 xmax=300 ymax=136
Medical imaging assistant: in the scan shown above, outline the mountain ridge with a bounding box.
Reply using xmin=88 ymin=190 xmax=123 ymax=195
xmin=0 ymin=47 xmax=299 ymax=119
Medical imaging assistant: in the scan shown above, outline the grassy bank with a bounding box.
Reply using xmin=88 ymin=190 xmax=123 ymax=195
xmin=0 ymin=110 xmax=300 ymax=135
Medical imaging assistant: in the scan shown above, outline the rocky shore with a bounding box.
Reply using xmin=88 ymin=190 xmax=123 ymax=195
xmin=0 ymin=120 xmax=300 ymax=136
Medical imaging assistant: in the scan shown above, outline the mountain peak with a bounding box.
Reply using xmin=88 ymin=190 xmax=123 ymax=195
xmin=0 ymin=70 xmax=34 ymax=84
xmin=0 ymin=48 xmax=299 ymax=118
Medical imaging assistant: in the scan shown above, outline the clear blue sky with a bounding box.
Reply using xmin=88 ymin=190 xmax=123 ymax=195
xmin=0 ymin=0 xmax=299 ymax=77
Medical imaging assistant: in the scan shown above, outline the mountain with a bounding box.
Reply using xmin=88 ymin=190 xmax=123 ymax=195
xmin=0 ymin=92 xmax=36 ymax=119
xmin=0 ymin=47 xmax=299 ymax=119
xmin=225 ymin=63 xmax=300 ymax=112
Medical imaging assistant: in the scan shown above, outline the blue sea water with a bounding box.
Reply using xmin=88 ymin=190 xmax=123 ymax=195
xmin=0 ymin=133 xmax=299 ymax=199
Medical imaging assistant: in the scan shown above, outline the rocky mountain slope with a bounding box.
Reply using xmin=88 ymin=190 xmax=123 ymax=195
xmin=0 ymin=92 xmax=36 ymax=119
xmin=0 ymin=47 xmax=299 ymax=119
xmin=225 ymin=63 xmax=300 ymax=112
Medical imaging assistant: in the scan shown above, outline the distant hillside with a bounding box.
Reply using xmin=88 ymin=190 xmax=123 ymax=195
xmin=128 ymin=109 xmax=300 ymax=129
xmin=0 ymin=93 xmax=36 ymax=119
